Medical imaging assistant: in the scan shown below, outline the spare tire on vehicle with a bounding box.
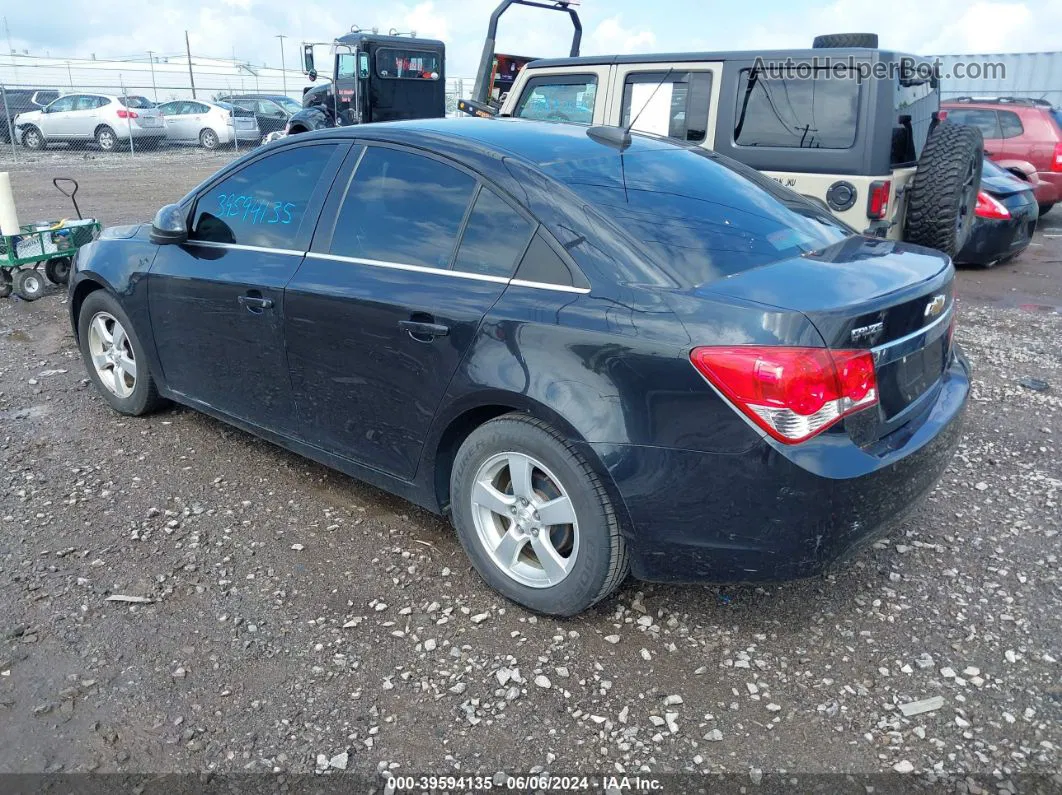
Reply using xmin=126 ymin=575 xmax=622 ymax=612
xmin=903 ymin=121 xmax=983 ymax=258
xmin=812 ymin=33 xmax=879 ymax=48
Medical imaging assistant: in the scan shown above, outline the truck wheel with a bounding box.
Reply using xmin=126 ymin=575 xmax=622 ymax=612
xmin=904 ymin=121 xmax=983 ymax=258
xmin=13 ymin=269 xmax=45 ymax=301
xmin=812 ymin=33 xmax=879 ymax=48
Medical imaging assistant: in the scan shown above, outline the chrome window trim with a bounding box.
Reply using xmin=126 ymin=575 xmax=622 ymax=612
xmin=189 ymin=240 xmax=305 ymax=258
xmin=871 ymin=304 xmax=953 ymax=367
xmin=509 ymin=278 xmax=590 ymax=295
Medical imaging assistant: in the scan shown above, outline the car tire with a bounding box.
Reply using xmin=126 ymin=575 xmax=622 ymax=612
xmin=95 ymin=125 xmax=118 ymax=151
xmin=21 ymin=126 xmax=45 ymax=150
xmin=0 ymin=270 xmax=12 ymax=299
xmin=13 ymin=269 xmax=45 ymax=301
xmin=44 ymin=257 xmax=72 ymax=286
xmin=450 ymin=413 xmax=629 ymax=616
xmin=200 ymin=129 xmax=219 ymax=150
xmin=77 ymin=290 xmax=165 ymax=416
xmin=1039 ymin=202 xmax=1056 ymax=217
xmin=903 ymin=121 xmax=984 ymax=258
xmin=812 ymin=33 xmax=879 ymax=48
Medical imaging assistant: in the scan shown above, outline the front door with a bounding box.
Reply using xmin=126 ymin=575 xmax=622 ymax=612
xmin=39 ymin=95 xmax=77 ymax=138
xmin=148 ymin=141 xmax=346 ymax=434
xmin=284 ymin=143 xmax=536 ymax=478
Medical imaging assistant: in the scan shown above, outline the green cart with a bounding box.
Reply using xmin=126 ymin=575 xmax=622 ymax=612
xmin=1 ymin=178 xmax=101 ymax=301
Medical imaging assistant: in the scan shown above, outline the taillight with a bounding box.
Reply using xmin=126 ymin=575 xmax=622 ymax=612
xmin=1052 ymin=142 xmax=1062 ymax=173
xmin=937 ymin=110 xmax=948 ymax=121
xmin=690 ymin=346 xmax=879 ymax=444
xmin=975 ymin=190 xmax=1010 ymax=220
xmin=116 ymin=109 xmax=139 ymax=119
xmin=867 ymin=180 xmax=891 ymax=220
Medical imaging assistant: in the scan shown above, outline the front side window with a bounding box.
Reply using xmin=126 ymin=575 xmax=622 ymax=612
xmin=946 ymin=108 xmax=1002 ymax=139
xmin=620 ymin=72 xmax=713 ymax=143
xmin=376 ymin=49 xmax=440 ymax=80
xmin=337 ymin=52 xmax=357 ymax=79
xmin=734 ymin=68 xmax=859 ymax=149
xmin=158 ymin=102 xmax=180 ymax=115
xmin=998 ymin=110 xmax=1024 ymax=138
xmin=191 ymin=143 xmax=337 ymax=248
xmin=47 ymin=96 xmax=76 ymax=113
xmin=330 ymin=147 xmax=476 ymax=269
xmin=514 ymin=75 xmax=597 ymax=124
xmin=453 ymin=188 xmax=534 ymax=278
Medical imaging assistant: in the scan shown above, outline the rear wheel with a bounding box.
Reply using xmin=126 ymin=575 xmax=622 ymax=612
xmin=95 ymin=125 xmax=118 ymax=151
xmin=199 ymin=128 xmax=219 ymax=150
xmin=0 ymin=270 xmax=11 ymax=298
xmin=812 ymin=33 xmax=879 ymax=48
xmin=13 ymin=269 xmax=45 ymax=301
xmin=45 ymin=257 xmax=71 ymax=285
xmin=1039 ymin=202 xmax=1056 ymax=217
xmin=21 ymin=126 xmax=45 ymax=150
xmin=450 ymin=414 xmax=628 ymax=616
xmin=904 ymin=122 xmax=984 ymax=258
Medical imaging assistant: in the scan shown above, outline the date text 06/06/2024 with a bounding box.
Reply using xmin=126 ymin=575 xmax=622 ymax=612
xmin=385 ymin=774 xmax=664 ymax=791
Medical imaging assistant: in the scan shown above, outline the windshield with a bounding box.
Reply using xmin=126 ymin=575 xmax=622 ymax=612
xmin=275 ymin=97 xmax=302 ymax=113
xmin=120 ymin=95 xmax=153 ymax=109
xmin=545 ymin=147 xmax=852 ymax=285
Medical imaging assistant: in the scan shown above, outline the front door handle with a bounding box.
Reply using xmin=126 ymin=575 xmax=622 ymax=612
xmin=399 ymin=319 xmax=450 ymax=340
xmin=238 ymin=294 xmax=273 ymax=313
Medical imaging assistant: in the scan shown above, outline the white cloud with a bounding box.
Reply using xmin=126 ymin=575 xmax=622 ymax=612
xmin=589 ymin=16 xmax=656 ymax=55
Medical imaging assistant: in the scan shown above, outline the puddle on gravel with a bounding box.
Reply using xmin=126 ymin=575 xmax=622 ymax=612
xmin=1019 ymin=303 xmax=1060 ymax=314
xmin=1 ymin=329 xmax=32 ymax=343
xmin=0 ymin=405 xmax=50 ymax=421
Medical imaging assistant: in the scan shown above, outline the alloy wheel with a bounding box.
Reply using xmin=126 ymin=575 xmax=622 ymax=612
xmin=470 ymin=451 xmax=580 ymax=588
xmin=87 ymin=312 xmax=137 ymax=398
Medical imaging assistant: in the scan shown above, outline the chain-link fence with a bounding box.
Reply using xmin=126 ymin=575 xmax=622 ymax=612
xmin=1 ymin=71 xmax=476 ymax=164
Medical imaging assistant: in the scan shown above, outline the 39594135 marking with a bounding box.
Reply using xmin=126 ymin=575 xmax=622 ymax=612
xmin=216 ymin=194 xmax=295 ymax=225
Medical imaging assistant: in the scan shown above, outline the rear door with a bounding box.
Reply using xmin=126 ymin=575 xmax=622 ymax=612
xmin=148 ymin=141 xmax=347 ymax=434
xmin=994 ymin=108 xmax=1027 ymax=163
xmin=609 ymin=62 xmax=722 ymax=148
xmin=284 ymin=143 xmax=536 ymax=478
xmin=69 ymin=95 xmax=104 ymax=139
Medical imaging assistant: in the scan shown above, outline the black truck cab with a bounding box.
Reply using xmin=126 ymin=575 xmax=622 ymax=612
xmin=288 ymin=30 xmax=446 ymax=134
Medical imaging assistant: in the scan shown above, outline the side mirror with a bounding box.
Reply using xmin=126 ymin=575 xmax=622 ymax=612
xmin=302 ymin=44 xmax=315 ymax=75
xmin=150 ymin=204 xmax=188 ymax=246
xmin=308 ymin=69 xmax=318 ymax=82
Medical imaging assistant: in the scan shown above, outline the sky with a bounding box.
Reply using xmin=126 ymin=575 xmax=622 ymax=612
xmin=4 ymin=0 xmax=1060 ymax=77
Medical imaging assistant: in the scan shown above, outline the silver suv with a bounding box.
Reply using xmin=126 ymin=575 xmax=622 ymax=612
xmin=15 ymin=93 xmax=165 ymax=151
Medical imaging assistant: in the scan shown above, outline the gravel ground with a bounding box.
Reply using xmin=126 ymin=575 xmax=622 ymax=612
xmin=0 ymin=152 xmax=1060 ymax=789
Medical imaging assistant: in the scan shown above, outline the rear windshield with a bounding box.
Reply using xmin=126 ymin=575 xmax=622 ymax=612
xmin=546 ymin=147 xmax=851 ymax=285
xmin=734 ymin=68 xmax=860 ymax=149
xmin=376 ymin=49 xmax=440 ymax=80
xmin=120 ymin=95 xmax=153 ymax=109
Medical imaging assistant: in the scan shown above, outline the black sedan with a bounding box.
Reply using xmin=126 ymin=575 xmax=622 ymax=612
xmin=68 ymin=119 xmax=970 ymax=615
xmin=956 ymin=158 xmax=1038 ymax=267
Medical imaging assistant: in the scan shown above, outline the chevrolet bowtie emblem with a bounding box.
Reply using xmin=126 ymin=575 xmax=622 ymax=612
xmin=924 ymin=294 xmax=946 ymax=319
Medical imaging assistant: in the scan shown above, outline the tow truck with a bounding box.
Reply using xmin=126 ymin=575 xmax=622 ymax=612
xmin=282 ymin=28 xmax=447 ymax=137
xmin=457 ymin=0 xmax=583 ymax=119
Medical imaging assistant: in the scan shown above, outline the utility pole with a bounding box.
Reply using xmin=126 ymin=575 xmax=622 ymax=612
xmin=185 ymin=30 xmax=197 ymax=99
xmin=2 ymin=17 xmax=18 ymax=84
xmin=275 ymin=34 xmax=288 ymax=96
xmin=146 ymin=50 xmax=158 ymax=102
xmin=65 ymin=61 xmax=73 ymax=91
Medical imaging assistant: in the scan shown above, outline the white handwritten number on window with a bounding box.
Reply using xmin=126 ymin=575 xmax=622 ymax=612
xmin=216 ymin=194 xmax=296 ymax=225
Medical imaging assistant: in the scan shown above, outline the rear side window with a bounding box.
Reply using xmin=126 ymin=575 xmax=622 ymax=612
xmin=514 ymin=231 xmax=582 ymax=288
xmin=620 ymin=71 xmax=713 ymax=143
xmin=514 ymin=75 xmax=597 ymax=125
xmin=998 ymin=110 xmax=1024 ymax=138
xmin=330 ymin=147 xmax=476 ymax=269
xmin=734 ymin=68 xmax=859 ymax=149
xmin=191 ymin=143 xmax=338 ymax=248
xmin=453 ymin=188 xmax=534 ymax=278
xmin=947 ymin=108 xmax=1001 ymax=138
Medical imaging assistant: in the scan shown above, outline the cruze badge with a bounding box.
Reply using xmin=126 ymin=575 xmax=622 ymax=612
xmin=925 ymin=294 xmax=947 ymax=318
xmin=851 ymin=321 xmax=884 ymax=344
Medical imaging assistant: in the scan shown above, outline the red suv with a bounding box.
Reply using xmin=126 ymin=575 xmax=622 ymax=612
xmin=943 ymin=97 xmax=1062 ymax=216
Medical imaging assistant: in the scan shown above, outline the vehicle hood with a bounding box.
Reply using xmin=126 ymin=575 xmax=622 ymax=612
xmin=15 ymin=110 xmax=43 ymax=126
xmin=100 ymin=223 xmax=149 ymax=241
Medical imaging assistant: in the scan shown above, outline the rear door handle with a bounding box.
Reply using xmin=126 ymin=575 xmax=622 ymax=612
xmin=238 ymin=294 xmax=273 ymax=311
xmin=399 ymin=319 xmax=450 ymax=339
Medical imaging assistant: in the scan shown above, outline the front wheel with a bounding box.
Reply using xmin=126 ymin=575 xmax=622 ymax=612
xmin=21 ymin=126 xmax=45 ymax=150
xmin=450 ymin=414 xmax=629 ymax=616
xmin=77 ymin=290 xmax=165 ymax=416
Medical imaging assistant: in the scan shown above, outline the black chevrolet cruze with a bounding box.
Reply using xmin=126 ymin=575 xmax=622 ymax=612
xmin=69 ymin=118 xmax=969 ymax=615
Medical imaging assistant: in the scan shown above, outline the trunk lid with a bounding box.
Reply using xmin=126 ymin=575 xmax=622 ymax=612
xmin=700 ymin=236 xmax=954 ymax=440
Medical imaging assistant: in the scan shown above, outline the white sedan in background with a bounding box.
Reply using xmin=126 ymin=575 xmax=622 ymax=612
xmin=157 ymin=100 xmax=260 ymax=149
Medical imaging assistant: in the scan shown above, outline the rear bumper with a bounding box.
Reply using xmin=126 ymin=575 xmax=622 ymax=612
xmin=1034 ymin=172 xmax=1062 ymax=205
xmin=586 ymin=349 xmax=970 ymax=583
xmin=956 ymin=205 xmax=1038 ymax=265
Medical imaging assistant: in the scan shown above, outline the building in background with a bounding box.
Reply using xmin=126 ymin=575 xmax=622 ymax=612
xmin=933 ymin=51 xmax=1062 ymax=106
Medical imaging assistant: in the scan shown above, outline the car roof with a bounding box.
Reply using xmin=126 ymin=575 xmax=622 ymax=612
xmin=338 ymin=117 xmax=682 ymax=169
xmin=528 ymin=47 xmax=921 ymax=69
xmin=335 ymin=32 xmax=445 ymax=49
